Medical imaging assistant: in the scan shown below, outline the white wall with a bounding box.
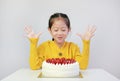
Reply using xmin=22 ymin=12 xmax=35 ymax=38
xmin=0 ymin=0 xmax=120 ymax=80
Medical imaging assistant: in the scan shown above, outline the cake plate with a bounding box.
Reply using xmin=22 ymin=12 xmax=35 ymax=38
xmin=37 ymin=72 xmax=83 ymax=78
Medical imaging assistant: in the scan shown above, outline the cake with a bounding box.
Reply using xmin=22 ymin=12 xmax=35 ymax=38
xmin=42 ymin=58 xmax=80 ymax=77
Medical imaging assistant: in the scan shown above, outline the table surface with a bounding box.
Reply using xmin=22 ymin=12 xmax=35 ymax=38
xmin=1 ymin=68 xmax=120 ymax=81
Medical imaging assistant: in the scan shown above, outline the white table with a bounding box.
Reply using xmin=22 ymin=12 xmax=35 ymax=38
xmin=1 ymin=68 xmax=120 ymax=81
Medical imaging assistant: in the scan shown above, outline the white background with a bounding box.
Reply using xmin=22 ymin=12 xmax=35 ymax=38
xmin=0 ymin=0 xmax=120 ymax=80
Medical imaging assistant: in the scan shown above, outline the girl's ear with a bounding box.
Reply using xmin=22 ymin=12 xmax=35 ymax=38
xmin=68 ymin=27 xmax=71 ymax=33
xmin=48 ymin=28 xmax=52 ymax=34
xmin=48 ymin=28 xmax=50 ymax=31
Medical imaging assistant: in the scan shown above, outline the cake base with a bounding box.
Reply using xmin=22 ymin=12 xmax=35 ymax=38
xmin=38 ymin=72 xmax=83 ymax=78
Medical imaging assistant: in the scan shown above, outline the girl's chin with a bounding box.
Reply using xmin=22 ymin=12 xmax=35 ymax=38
xmin=56 ymin=40 xmax=64 ymax=43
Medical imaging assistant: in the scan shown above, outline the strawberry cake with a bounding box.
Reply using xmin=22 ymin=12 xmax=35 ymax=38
xmin=42 ymin=58 xmax=80 ymax=77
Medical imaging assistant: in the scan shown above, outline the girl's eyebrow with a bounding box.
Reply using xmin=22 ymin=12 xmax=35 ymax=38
xmin=61 ymin=27 xmax=67 ymax=28
xmin=52 ymin=27 xmax=58 ymax=29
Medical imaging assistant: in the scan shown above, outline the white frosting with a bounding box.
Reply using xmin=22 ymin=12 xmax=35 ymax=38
xmin=42 ymin=61 xmax=80 ymax=77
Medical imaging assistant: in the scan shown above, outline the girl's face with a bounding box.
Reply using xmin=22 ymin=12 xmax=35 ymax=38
xmin=49 ymin=19 xmax=70 ymax=44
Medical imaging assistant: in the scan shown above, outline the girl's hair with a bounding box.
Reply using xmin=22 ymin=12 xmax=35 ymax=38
xmin=48 ymin=13 xmax=71 ymax=41
xmin=48 ymin=13 xmax=71 ymax=29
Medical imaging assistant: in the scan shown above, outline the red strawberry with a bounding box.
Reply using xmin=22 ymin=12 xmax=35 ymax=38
xmin=58 ymin=58 xmax=61 ymax=65
xmin=71 ymin=59 xmax=76 ymax=63
xmin=51 ymin=58 xmax=54 ymax=64
xmin=63 ymin=59 xmax=67 ymax=64
xmin=55 ymin=58 xmax=60 ymax=64
xmin=61 ymin=57 xmax=65 ymax=61
xmin=46 ymin=59 xmax=51 ymax=63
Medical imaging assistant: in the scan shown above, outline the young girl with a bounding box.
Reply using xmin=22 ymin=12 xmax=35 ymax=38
xmin=24 ymin=13 xmax=96 ymax=70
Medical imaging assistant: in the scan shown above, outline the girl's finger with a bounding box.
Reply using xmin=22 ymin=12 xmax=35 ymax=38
xmin=90 ymin=26 xmax=96 ymax=34
xmin=24 ymin=26 xmax=30 ymax=33
xmin=24 ymin=27 xmax=29 ymax=34
xmin=37 ymin=32 xmax=42 ymax=37
xmin=24 ymin=26 xmax=32 ymax=34
xmin=88 ymin=25 xmax=93 ymax=32
xmin=86 ymin=26 xmax=90 ymax=32
xmin=90 ymin=34 xmax=95 ymax=39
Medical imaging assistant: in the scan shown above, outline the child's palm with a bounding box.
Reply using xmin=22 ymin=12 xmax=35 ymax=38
xmin=24 ymin=26 xmax=42 ymax=38
xmin=77 ymin=25 xmax=96 ymax=40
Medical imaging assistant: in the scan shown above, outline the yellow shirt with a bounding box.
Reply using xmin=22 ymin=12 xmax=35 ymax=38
xmin=29 ymin=38 xmax=90 ymax=70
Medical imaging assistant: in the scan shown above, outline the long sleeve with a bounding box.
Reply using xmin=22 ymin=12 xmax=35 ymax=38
xmin=75 ymin=40 xmax=90 ymax=70
xmin=29 ymin=38 xmax=44 ymax=70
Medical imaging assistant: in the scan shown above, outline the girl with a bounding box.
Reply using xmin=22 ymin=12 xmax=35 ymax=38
xmin=24 ymin=13 xmax=96 ymax=70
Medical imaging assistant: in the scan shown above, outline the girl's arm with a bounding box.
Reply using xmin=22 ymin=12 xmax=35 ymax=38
xmin=24 ymin=26 xmax=42 ymax=70
xmin=29 ymin=38 xmax=44 ymax=70
xmin=76 ymin=25 xmax=96 ymax=70
xmin=75 ymin=40 xmax=90 ymax=70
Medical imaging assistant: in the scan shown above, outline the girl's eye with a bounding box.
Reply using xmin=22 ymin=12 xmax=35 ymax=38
xmin=62 ymin=30 xmax=66 ymax=31
xmin=54 ymin=30 xmax=58 ymax=32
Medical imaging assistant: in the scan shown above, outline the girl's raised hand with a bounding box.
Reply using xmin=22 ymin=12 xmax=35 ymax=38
xmin=77 ymin=25 xmax=96 ymax=41
xmin=24 ymin=26 xmax=42 ymax=39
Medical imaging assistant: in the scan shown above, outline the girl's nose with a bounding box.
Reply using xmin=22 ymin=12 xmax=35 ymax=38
xmin=58 ymin=30 xmax=62 ymax=34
